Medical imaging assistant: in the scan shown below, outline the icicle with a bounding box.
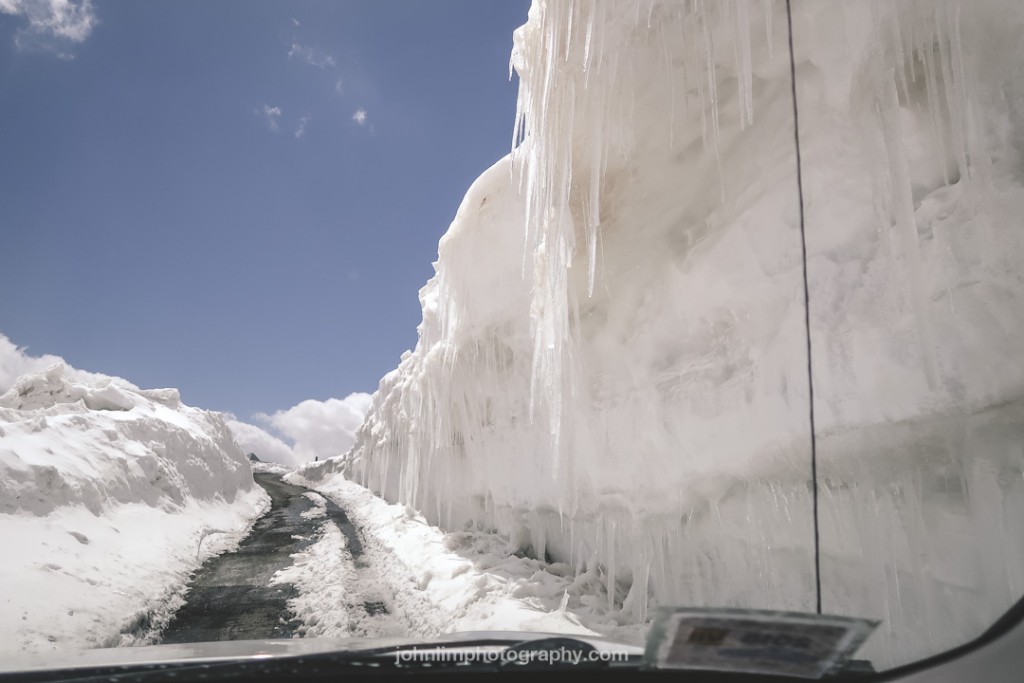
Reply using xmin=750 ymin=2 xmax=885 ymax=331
xmin=877 ymin=67 xmax=939 ymax=388
xmin=889 ymin=4 xmax=910 ymax=103
xmin=935 ymin=4 xmax=970 ymax=193
xmin=698 ymin=0 xmax=725 ymax=200
xmin=735 ymin=0 xmax=754 ymax=129
xmin=606 ymin=519 xmax=616 ymax=612
xmin=586 ymin=148 xmax=601 ymax=297
xmin=696 ymin=10 xmax=708 ymax=152
xmin=582 ymin=7 xmax=594 ymax=74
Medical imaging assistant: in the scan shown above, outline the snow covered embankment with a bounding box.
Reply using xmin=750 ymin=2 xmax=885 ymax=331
xmin=284 ymin=468 xmax=636 ymax=642
xmin=323 ymin=0 xmax=1024 ymax=669
xmin=0 ymin=356 xmax=268 ymax=654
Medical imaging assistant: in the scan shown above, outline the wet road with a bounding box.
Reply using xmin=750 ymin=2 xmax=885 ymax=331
xmin=160 ymin=472 xmax=361 ymax=643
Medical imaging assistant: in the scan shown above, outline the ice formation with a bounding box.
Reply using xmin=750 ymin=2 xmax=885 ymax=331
xmin=314 ymin=0 xmax=1024 ymax=668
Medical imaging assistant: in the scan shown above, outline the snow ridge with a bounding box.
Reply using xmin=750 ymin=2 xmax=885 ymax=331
xmin=0 ymin=352 xmax=269 ymax=654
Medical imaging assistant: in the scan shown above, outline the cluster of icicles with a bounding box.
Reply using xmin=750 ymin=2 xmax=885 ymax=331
xmin=507 ymin=0 xmax=982 ymax=461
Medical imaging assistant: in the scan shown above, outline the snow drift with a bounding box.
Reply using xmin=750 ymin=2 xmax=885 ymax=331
xmin=0 ymin=342 xmax=267 ymax=653
xmin=281 ymin=471 xmax=612 ymax=642
xmin=309 ymin=0 xmax=1024 ymax=668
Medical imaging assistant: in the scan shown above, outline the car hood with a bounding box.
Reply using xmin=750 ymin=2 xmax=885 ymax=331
xmin=0 ymin=632 xmax=645 ymax=675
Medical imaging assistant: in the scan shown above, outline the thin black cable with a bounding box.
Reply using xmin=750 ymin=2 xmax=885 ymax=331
xmin=784 ymin=0 xmax=822 ymax=616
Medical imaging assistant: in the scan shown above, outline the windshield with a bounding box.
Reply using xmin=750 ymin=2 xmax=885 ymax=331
xmin=1 ymin=0 xmax=1022 ymax=678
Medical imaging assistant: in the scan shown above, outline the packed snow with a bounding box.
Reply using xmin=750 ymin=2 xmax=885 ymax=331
xmin=0 ymin=337 xmax=269 ymax=654
xmin=283 ymin=464 xmax=640 ymax=643
xmin=324 ymin=0 xmax=1024 ymax=669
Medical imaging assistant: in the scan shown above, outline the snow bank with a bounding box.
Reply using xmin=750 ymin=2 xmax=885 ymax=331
xmin=328 ymin=0 xmax=1024 ymax=669
xmin=0 ymin=345 xmax=268 ymax=654
xmin=286 ymin=470 xmax=637 ymax=642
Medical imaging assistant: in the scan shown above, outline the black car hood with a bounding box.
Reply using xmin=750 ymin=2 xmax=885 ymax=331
xmin=0 ymin=631 xmax=644 ymax=676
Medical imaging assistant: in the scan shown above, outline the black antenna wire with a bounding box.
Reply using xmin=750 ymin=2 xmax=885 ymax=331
xmin=784 ymin=0 xmax=823 ymax=615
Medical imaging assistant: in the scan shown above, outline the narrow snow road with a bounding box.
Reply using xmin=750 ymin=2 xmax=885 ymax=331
xmin=269 ymin=482 xmax=418 ymax=640
xmin=160 ymin=473 xmax=339 ymax=643
xmin=158 ymin=470 xmax=593 ymax=647
xmin=158 ymin=472 xmax=410 ymax=644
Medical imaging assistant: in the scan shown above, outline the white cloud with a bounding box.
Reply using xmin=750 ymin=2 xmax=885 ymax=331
xmin=352 ymin=108 xmax=367 ymax=125
xmin=334 ymin=78 xmax=344 ymax=95
xmin=256 ymin=393 xmax=371 ymax=463
xmin=226 ymin=418 xmax=298 ymax=467
xmin=258 ymin=104 xmax=282 ymax=131
xmin=294 ymin=114 xmax=311 ymax=139
xmin=290 ymin=17 xmax=300 ymax=27
xmin=288 ymin=42 xmax=335 ymax=69
xmin=0 ymin=332 xmax=123 ymax=396
xmin=0 ymin=333 xmax=64 ymax=394
xmin=0 ymin=0 xmax=97 ymax=51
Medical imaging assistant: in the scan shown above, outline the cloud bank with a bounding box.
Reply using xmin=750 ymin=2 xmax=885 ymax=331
xmin=257 ymin=393 xmax=372 ymax=463
xmin=225 ymin=418 xmax=299 ymax=467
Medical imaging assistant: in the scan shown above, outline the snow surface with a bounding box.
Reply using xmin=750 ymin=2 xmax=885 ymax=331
xmin=324 ymin=0 xmax=1024 ymax=669
xmin=0 ymin=339 xmax=269 ymax=654
xmin=284 ymin=468 xmax=643 ymax=643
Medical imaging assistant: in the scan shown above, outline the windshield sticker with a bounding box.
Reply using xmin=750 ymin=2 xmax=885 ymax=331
xmin=644 ymin=608 xmax=877 ymax=679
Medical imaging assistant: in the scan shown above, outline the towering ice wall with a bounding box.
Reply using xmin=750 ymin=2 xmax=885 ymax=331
xmin=334 ymin=0 xmax=1024 ymax=667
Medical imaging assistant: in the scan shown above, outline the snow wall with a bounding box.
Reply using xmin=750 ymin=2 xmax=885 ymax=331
xmin=325 ymin=0 xmax=1024 ymax=667
xmin=0 ymin=352 xmax=265 ymax=652
xmin=0 ymin=362 xmax=256 ymax=516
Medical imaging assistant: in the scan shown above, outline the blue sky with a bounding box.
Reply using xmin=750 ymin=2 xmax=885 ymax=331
xmin=0 ymin=0 xmax=530 ymax=421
